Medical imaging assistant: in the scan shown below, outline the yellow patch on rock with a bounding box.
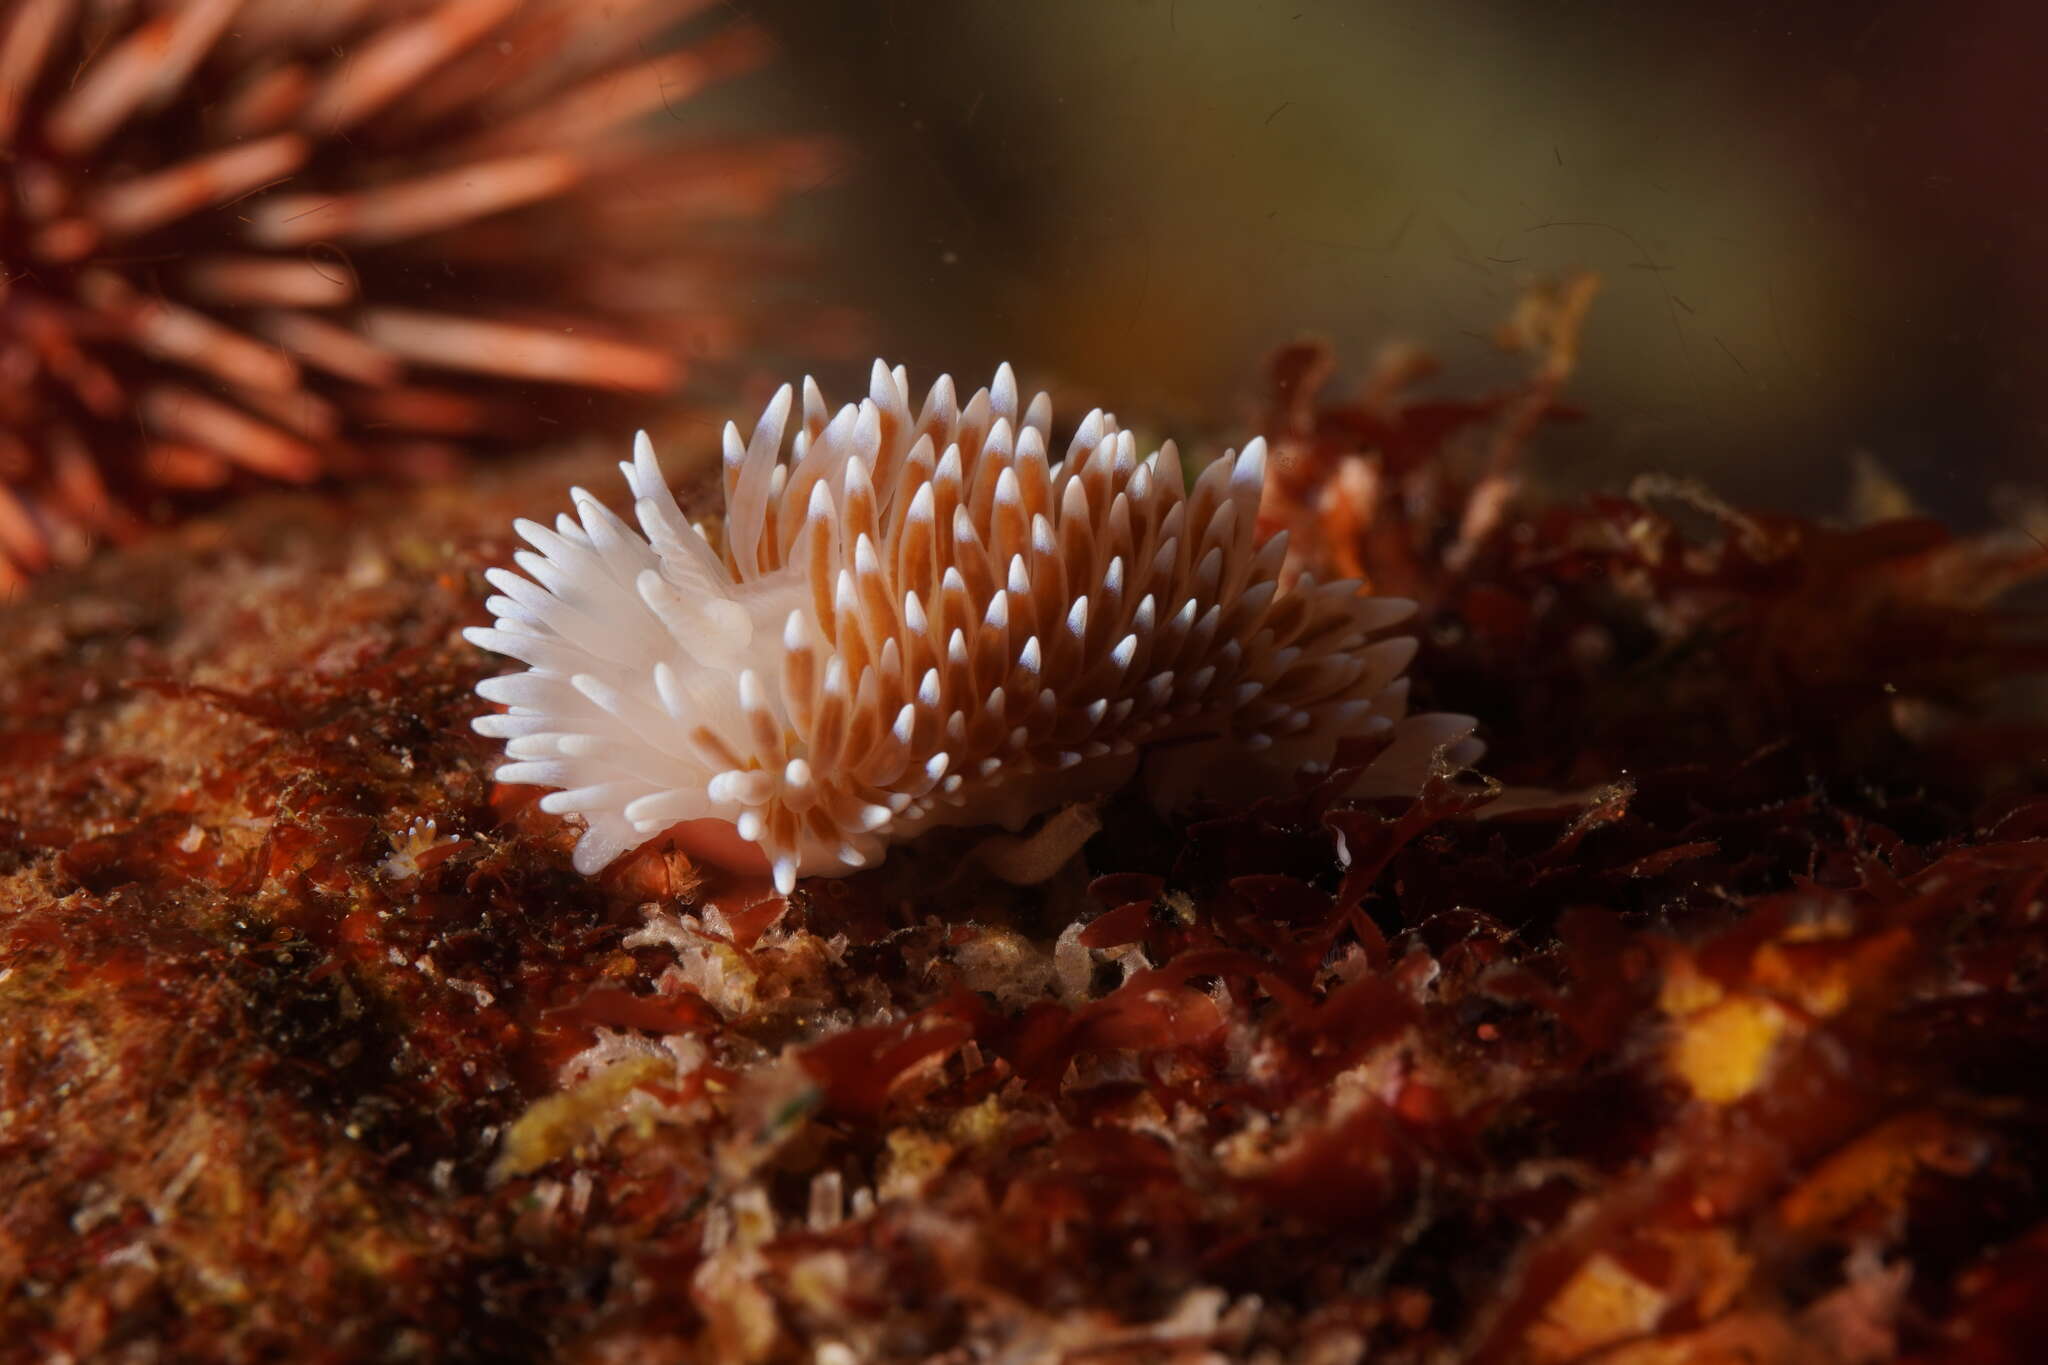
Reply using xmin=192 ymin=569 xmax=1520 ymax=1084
xmin=1668 ymin=995 xmax=1788 ymax=1104
xmin=1526 ymin=1253 xmax=1669 ymax=1364
xmin=492 ymin=1055 xmax=669 ymax=1180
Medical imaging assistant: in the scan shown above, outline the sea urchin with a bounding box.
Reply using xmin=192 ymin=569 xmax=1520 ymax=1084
xmin=0 ymin=0 xmax=827 ymax=590
xmin=465 ymin=362 xmax=1478 ymax=892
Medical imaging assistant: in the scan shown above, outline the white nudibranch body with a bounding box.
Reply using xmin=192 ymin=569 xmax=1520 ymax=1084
xmin=466 ymin=362 xmax=1478 ymax=893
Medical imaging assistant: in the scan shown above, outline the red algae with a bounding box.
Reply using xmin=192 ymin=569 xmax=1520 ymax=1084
xmin=2 ymin=311 xmax=2046 ymax=1361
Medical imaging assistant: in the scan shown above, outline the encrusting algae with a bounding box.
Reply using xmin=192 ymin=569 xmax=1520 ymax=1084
xmin=2 ymin=292 xmax=2046 ymax=1361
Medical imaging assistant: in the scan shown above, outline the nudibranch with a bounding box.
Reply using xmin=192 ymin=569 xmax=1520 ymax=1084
xmin=466 ymin=363 xmax=1477 ymax=892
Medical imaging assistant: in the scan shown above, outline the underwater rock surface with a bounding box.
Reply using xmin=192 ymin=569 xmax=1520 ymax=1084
xmin=3 ymin=340 xmax=2047 ymax=1361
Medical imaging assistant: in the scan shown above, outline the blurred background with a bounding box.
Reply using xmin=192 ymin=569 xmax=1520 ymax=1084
xmin=752 ymin=0 xmax=2048 ymax=524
